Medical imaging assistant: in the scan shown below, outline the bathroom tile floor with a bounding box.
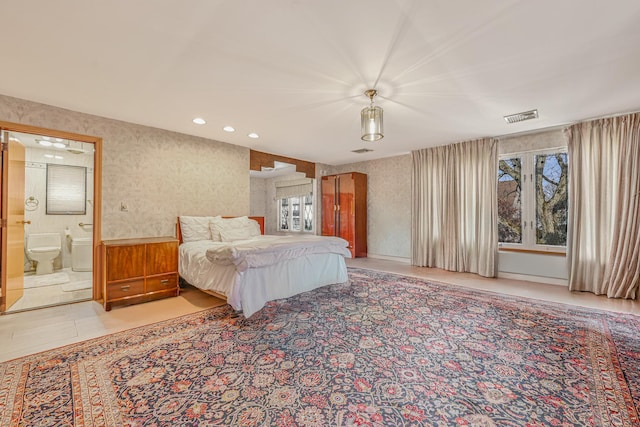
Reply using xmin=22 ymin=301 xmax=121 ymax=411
xmin=6 ymin=268 xmax=93 ymax=313
xmin=0 ymin=258 xmax=638 ymax=362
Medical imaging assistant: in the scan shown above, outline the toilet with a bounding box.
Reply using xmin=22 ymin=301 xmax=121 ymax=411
xmin=25 ymin=233 xmax=61 ymax=275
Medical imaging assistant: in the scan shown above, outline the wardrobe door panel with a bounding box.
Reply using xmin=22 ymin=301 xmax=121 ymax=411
xmin=338 ymin=174 xmax=356 ymax=253
xmin=321 ymin=175 xmax=337 ymax=236
xmin=352 ymin=173 xmax=368 ymax=257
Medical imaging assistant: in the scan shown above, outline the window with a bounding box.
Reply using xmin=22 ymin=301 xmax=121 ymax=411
xmin=278 ymin=194 xmax=314 ymax=232
xmin=46 ymin=164 xmax=87 ymax=215
xmin=275 ymin=177 xmax=314 ymax=233
xmin=498 ymin=149 xmax=568 ymax=251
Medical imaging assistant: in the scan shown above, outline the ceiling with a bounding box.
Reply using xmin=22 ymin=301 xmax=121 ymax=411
xmin=1 ymin=1 xmax=639 ymax=165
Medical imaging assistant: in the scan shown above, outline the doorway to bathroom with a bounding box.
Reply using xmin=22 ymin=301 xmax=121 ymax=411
xmin=1 ymin=122 xmax=102 ymax=313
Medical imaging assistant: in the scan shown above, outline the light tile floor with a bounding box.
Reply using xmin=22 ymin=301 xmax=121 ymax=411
xmin=7 ymin=268 xmax=93 ymax=312
xmin=348 ymin=258 xmax=640 ymax=315
xmin=0 ymin=285 xmax=226 ymax=362
xmin=0 ymin=258 xmax=637 ymax=362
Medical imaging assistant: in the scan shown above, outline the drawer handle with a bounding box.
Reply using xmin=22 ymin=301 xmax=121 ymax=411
xmin=120 ymin=285 xmax=131 ymax=291
xmin=160 ymin=279 xmax=170 ymax=285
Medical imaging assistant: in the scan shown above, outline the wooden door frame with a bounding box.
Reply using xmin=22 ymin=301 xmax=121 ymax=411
xmin=0 ymin=120 xmax=103 ymax=310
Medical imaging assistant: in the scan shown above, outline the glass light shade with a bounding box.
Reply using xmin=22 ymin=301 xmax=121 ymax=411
xmin=361 ymin=105 xmax=383 ymax=141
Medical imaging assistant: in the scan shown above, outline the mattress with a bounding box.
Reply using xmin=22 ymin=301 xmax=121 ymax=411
xmin=179 ymin=238 xmax=349 ymax=317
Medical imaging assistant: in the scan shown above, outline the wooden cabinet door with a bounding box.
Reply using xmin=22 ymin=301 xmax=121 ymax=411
xmin=321 ymin=175 xmax=337 ymax=236
xmin=338 ymin=173 xmax=356 ymax=254
xmin=352 ymin=173 xmax=368 ymax=257
xmin=146 ymin=242 xmax=178 ymax=275
xmin=106 ymin=245 xmax=144 ymax=281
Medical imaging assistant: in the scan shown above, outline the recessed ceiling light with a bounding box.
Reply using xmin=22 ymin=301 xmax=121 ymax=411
xmin=38 ymin=139 xmax=52 ymax=147
xmin=53 ymin=142 xmax=66 ymax=148
xmin=44 ymin=154 xmax=54 ymax=158
xmin=55 ymin=138 xmax=63 ymax=142
xmin=223 ymin=126 xmax=235 ymax=132
xmin=54 ymin=155 xmax=64 ymax=159
xmin=248 ymin=133 xmax=259 ymax=139
xmin=192 ymin=117 xmax=206 ymax=125
xmin=42 ymin=136 xmax=50 ymax=140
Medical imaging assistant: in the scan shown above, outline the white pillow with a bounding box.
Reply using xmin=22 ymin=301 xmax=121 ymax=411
xmin=219 ymin=226 xmax=254 ymax=242
xmin=209 ymin=216 xmax=228 ymax=242
xmin=247 ymin=219 xmax=262 ymax=237
xmin=179 ymin=216 xmax=219 ymax=242
xmin=210 ymin=216 xmax=260 ymax=241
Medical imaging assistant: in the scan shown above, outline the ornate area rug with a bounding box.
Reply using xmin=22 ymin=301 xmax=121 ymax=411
xmin=1 ymin=268 xmax=639 ymax=426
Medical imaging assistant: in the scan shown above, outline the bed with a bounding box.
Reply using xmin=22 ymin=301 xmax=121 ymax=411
xmin=176 ymin=215 xmax=351 ymax=317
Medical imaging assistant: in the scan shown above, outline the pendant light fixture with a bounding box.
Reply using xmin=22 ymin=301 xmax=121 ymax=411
xmin=361 ymin=89 xmax=383 ymax=141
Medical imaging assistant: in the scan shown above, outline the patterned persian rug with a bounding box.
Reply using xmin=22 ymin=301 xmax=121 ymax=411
xmin=1 ymin=268 xmax=639 ymax=426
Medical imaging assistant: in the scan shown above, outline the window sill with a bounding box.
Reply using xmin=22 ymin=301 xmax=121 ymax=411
xmin=498 ymin=247 xmax=566 ymax=257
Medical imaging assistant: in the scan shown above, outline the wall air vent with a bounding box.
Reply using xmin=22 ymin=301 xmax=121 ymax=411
xmin=352 ymin=148 xmax=374 ymax=154
xmin=504 ymin=109 xmax=539 ymax=124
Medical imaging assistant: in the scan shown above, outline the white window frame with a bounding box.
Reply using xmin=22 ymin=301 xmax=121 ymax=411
xmin=498 ymin=147 xmax=568 ymax=253
xmin=277 ymin=194 xmax=314 ymax=233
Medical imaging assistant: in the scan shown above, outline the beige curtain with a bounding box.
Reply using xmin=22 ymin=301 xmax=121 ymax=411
xmin=411 ymin=138 xmax=498 ymax=277
xmin=565 ymin=113 xmax=640 ymax=298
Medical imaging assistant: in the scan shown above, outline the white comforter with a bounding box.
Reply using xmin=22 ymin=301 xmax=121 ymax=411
xmin=205 ymin=234 xmax=352 ymax=272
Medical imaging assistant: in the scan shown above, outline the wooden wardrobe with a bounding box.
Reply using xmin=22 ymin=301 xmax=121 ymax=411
xmin=321 ymin=172 xmax=367 ymax=257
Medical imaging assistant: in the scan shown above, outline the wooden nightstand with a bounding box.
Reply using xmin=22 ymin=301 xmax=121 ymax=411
xmin=101 ymin=237 xmax=179 ymax=311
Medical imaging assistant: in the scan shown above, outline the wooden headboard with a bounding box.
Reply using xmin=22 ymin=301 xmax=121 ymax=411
xmin=176 ymin=216 xmax=265 ymax=244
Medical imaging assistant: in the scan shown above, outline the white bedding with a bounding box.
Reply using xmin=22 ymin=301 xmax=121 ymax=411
xmin=179 ymin=235 xmax=350 ymax=317
xmin=204 ymin=235 xmax=351 ymax=270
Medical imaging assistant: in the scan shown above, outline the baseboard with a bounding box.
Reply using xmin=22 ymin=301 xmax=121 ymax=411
xmin=498 ymin=271 xmax=568 ymax=287
xmin=366 ymin=254 xmax=412 ymax=264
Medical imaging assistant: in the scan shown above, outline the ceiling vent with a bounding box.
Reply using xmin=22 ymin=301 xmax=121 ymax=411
xmin=352 ymin=148 xmax=374 ymax=154
xmin=504 ymin=109 xmax=538 ymax=124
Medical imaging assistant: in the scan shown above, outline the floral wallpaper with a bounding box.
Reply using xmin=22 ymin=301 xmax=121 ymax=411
xmin=0 ymin=94 xmax=249 ymax=239
xmin=249 ymin=177 xmax=267 ymax=219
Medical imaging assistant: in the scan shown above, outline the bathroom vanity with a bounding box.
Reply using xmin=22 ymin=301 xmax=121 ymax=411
xmin=101 ymin=237 xmax=179 ymax=311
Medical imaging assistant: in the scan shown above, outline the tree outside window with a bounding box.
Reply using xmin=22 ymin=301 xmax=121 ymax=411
xmin=498 ymin=150 xmax=568 ymax=250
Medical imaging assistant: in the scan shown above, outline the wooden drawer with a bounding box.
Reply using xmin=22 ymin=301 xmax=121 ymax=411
xmin=146 ymin=274 xmax=178 ymax=293
xmin=107 ymin=279 xmax=145 ymax=300
xmin=101 ymin=237 xmax=179 ymax=311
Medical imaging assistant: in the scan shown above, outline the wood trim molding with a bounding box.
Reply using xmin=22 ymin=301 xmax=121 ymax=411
xmin=250 ymin=149 xmax=316 ymax=178
xmin=0 ymin=120 xmax=104 ymax=302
